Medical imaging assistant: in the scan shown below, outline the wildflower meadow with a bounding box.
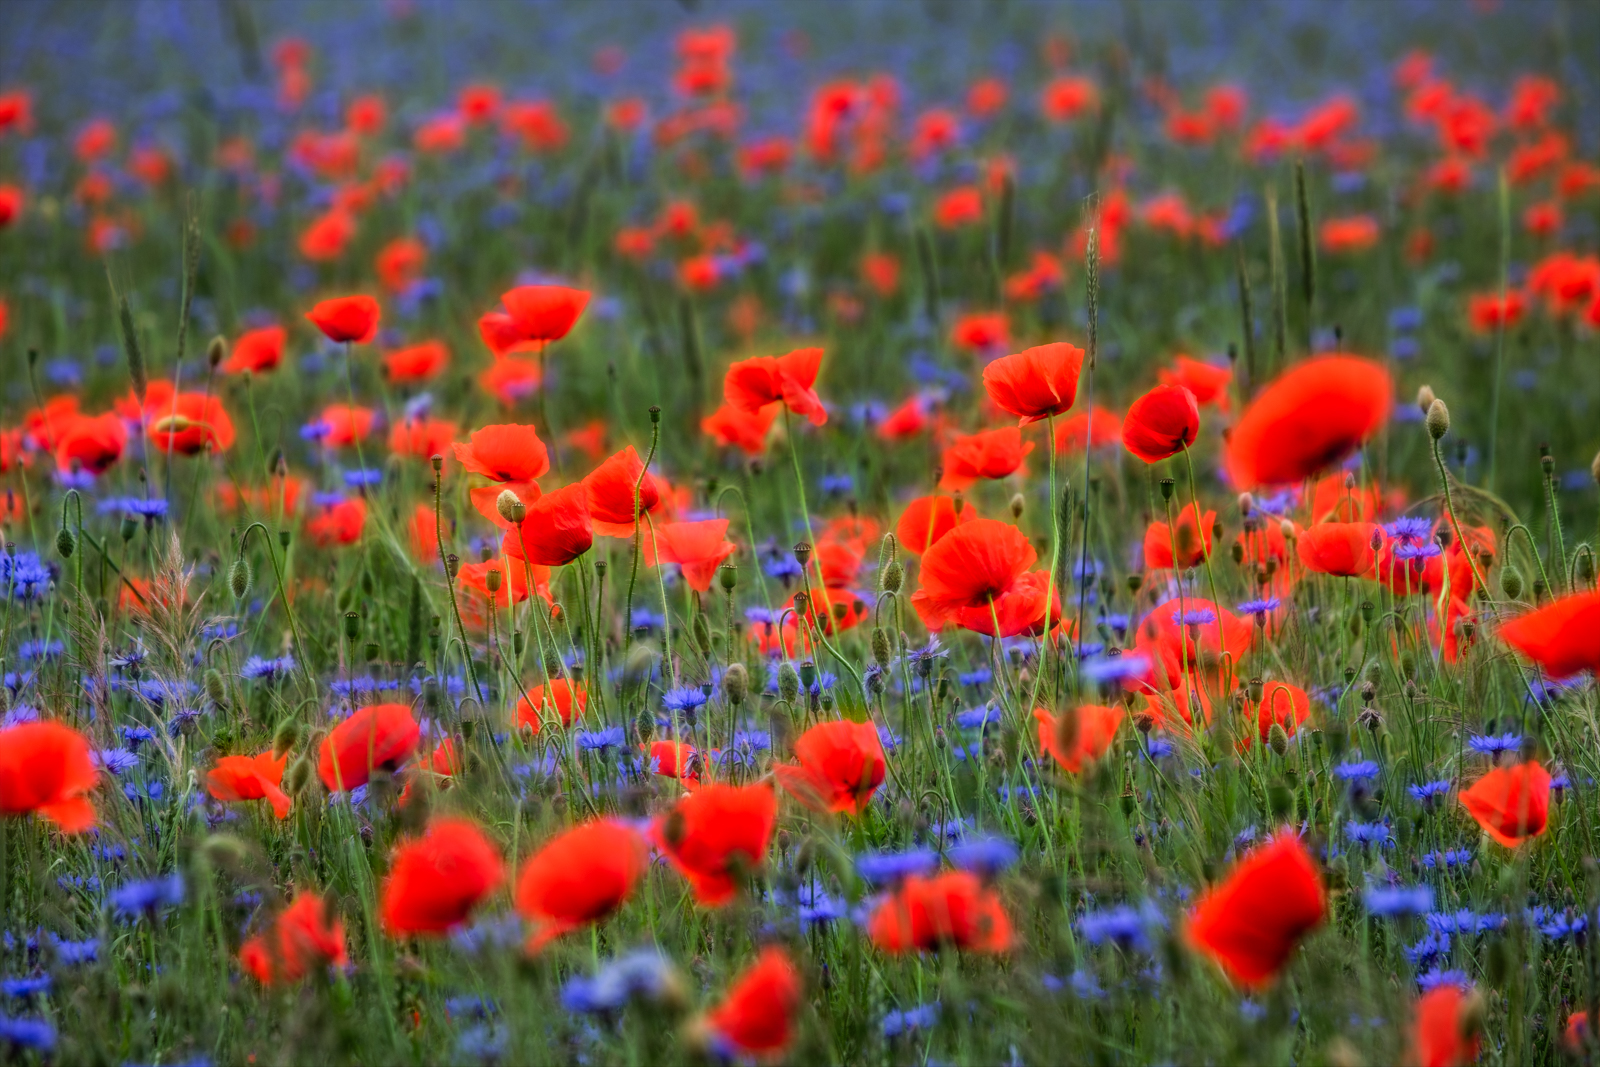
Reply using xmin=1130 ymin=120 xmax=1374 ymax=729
xmin=3 ymin=0 xmax=1600 ymax=1062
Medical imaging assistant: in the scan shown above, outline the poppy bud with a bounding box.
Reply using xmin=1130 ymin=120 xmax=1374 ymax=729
xmin=692 ymin=613 xmax=712 ymax=655
xmin=768 ymin=706 xmax=794 ymax=756
xmin=723 ymin=662 xmax=748 ymax=705
xmin=1237 ymin=492 xmax=1254 ymax=516
xmin=1591 ymin=450 xmax=1600 ymax=485
xmin=343 ymin=612 xmax=361 ymax=641
xmin=634 ymin=706 xmax=655 ymax=744
xmin=1009 ymin=493 xmax=1025 ymax=519
xmin=871 ymin=627 xmax=892 ymax=668
xmin=204 ymin=668 xmax=228 ymax=709
xmin=207 ymin=335 xmax=228 ymax=369
xmin=512 ymin=629 xmax=525 ymax=656
xmin=719 ymin=564 xmax=738 ymax=592
xmin=1416 ymin=384 xmax=1436 ymax=415
xmin=120 ymin=516 xmax=138 ymax=542
xmin=882 ymin=560 xmax=904 ymax=594
xmin=1159 ymin=478 xmax=1175 ymax=501
xmin=201 ymin=833 xmax=250 ymax=870
xmin=1279 ymin=519 xmax=1294 ymax=540
xmin=1127 ymin=573 xmax=1143 ymax=594
xmin=1579 ymin=553 xmax=1595 ymax=587
xmin=229 ymin=557 xmax=251 ymax=600
xmin=1230 ymin=542 xmax=1245 ymax=565
xmin=1500 ymin=564 xmax=1524 ymax=600
xmin=272 ymin=718 xmax=302 ymax=758
xmin=778 ymin=662 xmax=800 ymax=704
xmin=286 ymin=756 xmax=315 ymax=796
xmin=1425 ymin=398 xmax=1450 ymax=440
xmin=56 ymin=526 xmax=75 ymax=559
xmin=1268 ymin=722 xmax=1290 ymax=756
xmin=496 ymin=489 xmax=522 ymax=524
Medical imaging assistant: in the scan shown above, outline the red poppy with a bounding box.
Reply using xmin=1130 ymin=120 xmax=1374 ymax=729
xmin=317 ymin=703 xmax=421 ymax=792
xmin=515 ymin=819 xmax=648 ymax=951
xmin=380 ymin=816 xmax=505 ymax=937
xmin=654 ymin=783 xmax=778 ymax=906
xmin=147 ymin=393 xmax=236 ymax=455
xmin=909 ymin=517 xmax=1035 ymax=624
xmin=54 ymin=413 xmax=127 ymax=474
xmin=1053 ymin=405 xmax=1122 ymax=454
xmin=1411 ymin=983 xmax=1481 ymax=1067
xmin=1460 ymin=761 xmax=1550 ymax=847
xmin=813 ymin=539 xmax=863 ymax=586
xmin=1158 ymin=356 xmax=1232 ymax=411
xmin=1225 ymin=356 xmax=1393 ymax=488
xmin=1319 ymin=215 xmax=1380 ymax=254
xmin=1143 ymin=504 xmax=1215 ymax=570
xmin=1467 ymin=290 xmax=1526 ymax=333
xmin=452 ymin=423 xmax=550 ymax=484
xmin=1041 ymin=76 xmax=1099 ymax=122
xmin=582 ymin=447 xmax=662 ymax=536
xmin=868 ymin=871 xmax=1013 ymax=954
xmin=240 ymin=893 xmax=348 ymax=985
xmin=515 ymin=679 xmax=587 ymax=732
xmin=500 ymin=285 xmax=590 ymax=343
xmin=206 ymin=750 xmax=291 ymax=819
xmin=950 ymin=312 xmax=1009 ymax=354
xmin=648 ymin=740 xmax=701 ymax=786
xmin=306 ymin=497 xmax=368 ymax=547
xmin=1498 ymin=591 xmax=1600 ymax=678
xmin=1565 ymin=1012 xmax=1591 ymax=1056
xmin=0 ymin=185 xmax=23 ymax=228
xmin=933 ymin=185 xmax=984 ymax=228
xmin=1133 ymin=597 xmax=1252 ymax=691
xmin=1297 ymin=521 xmax=1379 ymax=577
xmin=1035 ymin=704 xmax=1124 ymax=773
xmin=298 ymin=210 xmax=357 ymax=262
xmin=388 ymin=416 xmax=457 ymax=463
xmin=704 ymin=947 xmax=803 ymax=1058
xmin=0 ymin=721 xmax=99 ymax=833
xmin=724 ymin=347 xmax=828 ymax=426
xmin=939 ymin=426 xmax=1033 ymax=490
xmin=981 ymin=342 xmax=1085 ymax=425
xmin=457 ymin=557 xmax=540 ymax=607
xmin=375 ymin=236 xmax=426 ymax=292
xmin=312 ymin=404 xmax=375 ymax=448
xmin=1122 ymin=384 xmax=1200 ymax=463
xmin=893 ymin=496 xmax=971 ymax=556
xmin=860 ymin=252 xmax=900 ymax=297
xmin=1239 ymin=682 xmax=1312 ymax=750
xmin=1184 ymin=830 xmax=1325 ymax=988
xmin=222 ymin=325 xmax=287 ymax=375
xmin=305 ymin=295 xmax=380 ymax=344
xmin=772 ymin=719 xmax=886 ymax=815
xmin=24 ymin=395 xmax=80 ymax=451
xmin=502 ymin=483 xmax=594 ymax=566
xmin=646 ymin=519 xmax=737 ymax=592
xmin=382 ymin=340 xmax=449 ymax=384
xmin=702 ymin=401 xmax=778 ymax=453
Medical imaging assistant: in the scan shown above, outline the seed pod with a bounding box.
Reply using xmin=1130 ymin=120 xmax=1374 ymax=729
xmin=778 ymin=662 xmax=800 ymax=704
xmin=228 ymin=557 xmax=252 ymax=600
xmin=1009 ymin=493 xmax=1025 ymax=520
xmin=512 ymin=629 xmax=525 ymax=656
xmin=718 ymin=564 xmax=738 ymax=592
xmin=723 ymin=662 xmax=748 ymax=705
xmin=271 ymin=718 xmax=302 ymax=758
xmin=1425 ymin=398 xmax=1450 ymax=440
xmin=484 ymin=567 xmax=502 ymax=594
xmin=1159 ymin=478 xmax=1175 ymax=501
xmin=343 ymin=612 xmax=361 ymax=641
xmin=799 ymin=660 xmax=817 ymax=690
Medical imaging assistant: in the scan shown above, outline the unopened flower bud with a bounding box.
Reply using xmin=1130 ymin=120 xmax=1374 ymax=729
xmin=882 ymin=559 xmax=904 ymax=594
xmin=1009 ymin=493 xmax=1025 ymax=519
xmin=1268 ymin=722 xmax=1290 ymax=756
xmin=1500 ymin=564 xmax=1524 ymax=600
xmin=204 ymin=668 xmax=228 ymax=708
xmin=496 ymin=489 xmax=522 ymax=524
xmin=871 ymin=627 xmax=892 ymax=667
xmin=207 ymin=335 xmax=228 ymax=369
xmin=56 ymin=526 xmax=75 ymax=558
xmin=1237 ymin=492 xmax=1254 ymax=516
xmin=271 ymin=718 xmax=302 ymax=758
xmin=229 ymin=557 xmax=252 ymax=600
xmin=1416 ymin=384 xmax=1436 ymax=415
xmin=201 ymin=833 xmax=249 ymax=869
xmin=723 ymin=662 xmax=748 ymax=705
xmin=286 ymin=756 xmax=316 ymax=796
xmin=778 ymin=662 xmax=800 ymax=704
xmin=1426 ymin=398 xmax=1450 ymax=440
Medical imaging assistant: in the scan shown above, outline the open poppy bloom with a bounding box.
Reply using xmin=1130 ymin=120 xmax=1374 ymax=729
xmin=470 ymin=480 xmax=540 ymax=529
xmin=306 ymin=497 xmax=368 ymax=547
xmin=1185 ymin=830 xmax=1325 ymax=988
xmin=703 ymin=947 xmax=803 ymax=1058
xmin=452 ymin=423 xmax=550 ymax=483
xmin=317 ymin=703 xmax=421 ymax=792
xmin=1225 ymin=356 xmax=1393 ymax=488
xmin=1054 ymin=405 xmax=1123 ymax=454
xmin=1143 ymin=504 xmax=1215 ymax=569
xmin=582 ymin=447 xmax=662 ymax=536
xmin=654 ymin=783 xmax=777 ymax=906
xmin=380 ymin=816 xmax=505 ymax=937
xmin=515 ymin=679 xmax=587 ymax=732
xmin=939 ymin=426 xmax=1034 ymax=490
xmin=223 ymin=325 xmax=287 ymax=375
xmin=908 ymin=518 xmax=1035 ymax=627
xmin=0 ymin=721 xmax=99 ymax=832
xmin=1122 ymin=384 xmax=1200 ymax=463
xmin=206 ymin=750 xmax=291 ymax=819
xmin=1239 ymin=681 xmax=1312 ymax=750
xmin=381 ymin=340 xmax=449 ymax=384
xmin=644 ymin=518 xmax=737 ymax=592
xmin=514 ymin=819 xmax=647 ymax=951
xmin=1410 ymin=982 xmax=1482 ymax=1067
xmin=1498 ymin=590 xmax=1600 ymax=678
xmin=982 ymin=342 xmax=1085 ymax=425
xmin=702 ymin=401 xmax=778 ymax=453
xmin=147 ymin=393 xmax=236 ymax=455
xmin=54 ymin=413 xmax=127 ymax=474
xmin=724 ymin=347 xmax=828 ymax=426
xmin=388 ymin=416 xmax=458 ymax=462
xmin=1035 ymin=704 xmax=1123 ymax=774
xmin=773 ymin=719 xmax=887 ymax=815
xmin=240 ymin=893 xmax=348 ymax=985
xmin=1133 ymin=597 xmax=1251 ymax=690
xmin=500 ymin=284 xmax=590 ymax=343
xmin=868 ymin=870 xmax=1013 ymax=954
xmin=1158 ymin=355 xmax=1232 ymax=411
xmin=1297 ymin=521 xmax=1379 ymax=577
xmin=501 ymin=482 xmax=594 ymax=565
xmin=306 ymin=294 xmax=380 ymax=344
xmin=894 ymin=495 xmax=975 ymax=555
xmin=1459 ymin=760 xmax=1550 ymax=846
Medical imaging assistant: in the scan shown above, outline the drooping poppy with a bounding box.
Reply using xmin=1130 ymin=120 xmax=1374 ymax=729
xmin=702 ymin=402 xmax=778 ymax=453
xmin=502 ymin=483 xmax=594 ymax=566
xmin=1297 ymin=521 xmax=1379 ymax=577
xmin=981 ymin=342 xmax=1085 ymax=425
xmin=317 ymin=703 xmax=421 ymax=792
xmin=909 ymin=518 xmax=1036 ymax=627
xmin=1035 ymin=704 xmax=1123 ymax=774
xmin=1240 ymin=681 xmax=1313 ymax=749
xmin=306 ymin=498 xmax=367 ymax=547
xmin=206 ymin=750 xmax=291 ymax=819
xmin=0 ymin=721 xmax=99 ymax=832
xmin=1225 ymin=356 xmax=1393 ymax=488
xmin=147 ymin=393 xmax=236 ymax=455
xmin=645 ymin=519 xmax=737 ymax=592
xmin=451 ymin=423 xmax=550 ymax=484
xmin=868 ymin=871 xmax=1013 ymax=954
xmin=306 ymin=295 xmax=380 ymax=344
xmin=704 ymin=947 xmax=804 ymax=1058
xmin=1122 ymin=384 xmax=1200 ymax=463
xmin=1410 ymin=983 xmax=1482 ymax=1067
xmin=54 ymin=413 xmax=127 ymax=474
xmin=939 ymin=426 xmax=1033 ymax=490
xmin=380 ymin=816 xmax=505 ymax=937
xmin=894 ymin=495 xmax=974 ymax=555
xmin=382 ymin=340 xmax=450 ymax=384
xmin=1142 ymin=504 xmax=1215 ymax=570
xmin=500 ymin=284 xmax=590 ymax=343
xmin=222 ymin=325 xmax=287 ymax=375
xmin=239 ymin=893 xmax=348 ymax=986
xmin=1497 ymin=590 xmax=1600 ymax=678
xmin=724 ymin=347 xmax=827 ymax=426
xmin=772 ymin=719 xmax=887 ymax=815
xmin=514 ymin=679 xmax=587 ymax=732
xmin=514 ymin=819 xmax=648 ymax=951
xmin=1184 ymin=830 xmax=1326 ymax=988
xmin=582 ymin=447 xmax=662 ymax=536
xmin=653 ymin=782 xmax=778 ymax=906
xmin=1459 ymin=761 xmax=1551 ymax=847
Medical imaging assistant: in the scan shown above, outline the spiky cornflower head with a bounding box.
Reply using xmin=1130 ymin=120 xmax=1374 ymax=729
xmin=1345 ymin=821 xmax=1392 ymax=848
xmin=1333 ymin=760 xmax=1380 ymax=781
xmin=119 ymin=725 xmax=156 ymax=749
xmin=1408 ymin=779 xmax=1452 ymax=805
xmin=1363 ymin=884 xmax=1433 ymax=917
xmin=855 ymin=848 xmax=939 ymax=887
xmin=109 ymin=873 xmax=185 ymax=918
xmin=1236 ymin=597 xmax=1279 ymax=620
xmin=949 ymin=835 xmax=1019 ymax=876
xmin=1466 ymin=732 xmax=1522 ymax=757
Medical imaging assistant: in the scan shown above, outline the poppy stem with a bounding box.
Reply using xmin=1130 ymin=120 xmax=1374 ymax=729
xmin=1429 ymin=438 xmax=1490 ymax=597
xmin=622 ymin=413 xmax=661 ymax=647
xmin=434 ymin=469 xmax=486 ymax=706
xmin=1487 ymin=167 xmax=1511 ymax=492
xmin=236 ymin=522 xmax=315 ymax=695
xmin=1181 ymin=445 xmax=1230 ymax=693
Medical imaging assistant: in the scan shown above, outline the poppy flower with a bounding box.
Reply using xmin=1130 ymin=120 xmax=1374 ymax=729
xmin=1239 ymin=682 xmax=1312 ymax=749
xmin=514 ymin=819 xmax=648 ymax=951
xmin=54 ymin=413 xmax=127 ymax=474
xmin=868 ymin=871 xmax=1013 ymax=954
xmin=500 ymin=285 xmax=590 ymax=343
xmin=0 ymin=184 xmax=24 ymax=228
xmin=702 ymin=402 xmax=778 ymax=453
xmin=1319 ymin=215 xmax=1380 ymax=254
xmin=876 ymin=394 xmax=933 ymax=441
xmin=860 ymin=252 xmax=900 ymax=297
xmin=1565 ymin=1012 xmax=1591 ymax=1056
xmin=375 ymin=236 xmax=426 ymax=292
xmin=0 ymin=721 xmax=99 ymax=832
xmin=813 ymin=540 xmax=863 ymax=586
xmin=582 ymin=447 xmax=662 ymax=536
xmin=501 ymin=483 xmax=593 ymax=566
xmin=1133 ymin=597 xmax=1252 ymax=690
xmin=306 ymin=497 xmax=367 ymax=547
xmin=950 ymin=312 xmax=1009 ymax=354
xmin=772 ymin=719 xmax=887 ymax=815
xmin=648 ymin=740 xmax=701 ymax=785
xmin=514 ymin=679 xmax=587 ymax=732
xmin=1041 ymin=76 xmax=1099 ymax=122
xmin=317 ymin=703 xmax=421 ymax=792
xmin=147 ymin=393 xmax=236 ymax=455
xmin=1297 ymin=521 xmax=1379 ymax=577
xmin=1122 ymin=384 xmax=1200 ymax=463
xmin=704 ymin=947 xmax=803 ymax=1058
xmin=1143 ymin=504 xmax=1215 ymax=570
xmin=933 ymin=185 xmax=984 ymax=228
xmin=1158 ymin=356 xmax=1232 ymax=411
xmin=206 ymin=750 xmax=291 ymax=819
xmin=1498 ymin=591 xmax=1600 ymax=678
xmin=939 ymin=426 xmax=1033 ymax=490
xmin=388 ymin=416 xmax=458 ymax=463
xmin=298 ymin=210 xmax=357 ymax=261
xmin=240 ymin=893 xmax=348 ymax=985
xmin=450 ymin=423 xmax=550 ymax=485
xmin=380 ymin=816 xmax=505 ymax=937
xmin=724 ymin=347 xmax=828 ymax=427
xmin=222 ymin=325 xmax=287 ymax=375
xmin=654 ymin=783 xmax=778 ymax=906
xmin=981 ymin=342 xmax=1085 ymax=425
xmin=908 ymin=517 xmax=1035 ymax=625
xmin=1225 ymin=356 xmax=1393 ymax=488
xmin=1053 ymin=406 xmax=1122 ymax=454
xmin=645 ymin=519 xmax=737 ymax=592
xmin=382 ymin=340 xmax=449 ymax=384
xmin=310 ymin=404 xmax=375 ymax=449
xmin=1035 ymin=704 xmax=1123 ymax=774
xmin=1459 ymin=761 xmax=1550 ymax=847
xmin=306 ymin=295 xmax=380 ymax=344
xmin=1184 ymin=830 xmax=1326 ymax=988
xmin=1410 ymin=983 xmax=1482 ymax=1067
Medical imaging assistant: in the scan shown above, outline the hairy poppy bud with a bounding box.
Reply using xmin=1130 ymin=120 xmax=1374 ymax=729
xmin=1009 ymin=493 xmax=1025 ymax=519
xmin=1237 ymin=492 xmax=1254 ymax=516
xmin=207 ymin=335 xmax=228 ymax=369
xmin=778 ymin=662 xmax=800 ymax=704
xmin=1426 ymin=398 xmax=1450 ymax=440
xmin=228 ymin=557 xmax=251 ymax=600
xmin=718 ymin=563 xmax=737 ymax=592
xmin=1268 ymin=722 xmax=1290 ymax=756
xmin=286 ymin=756 xmax=315 ymax=796
xmin=204 ymin=668 xmax=228 ymax=709
xmin=1230 ymin=542 xmax=1245 ymax=565
xmin=56 ymin=526 xmax=75 ymax=558
xmin=882 ymin=559 xmax=904 ymax=594
xmin=723 ymin=662 xmax=748 ymax=705
xmin=496 ymin=489 xmax=522 ymax=524
xmin=1499 ymin=564 xmax=1524 ymax=600
xmin=871 ymin=627 xmax=892 ymax=668
xmin=692 ymin=613 xmax=712 ymax=655
xmin=201 ymin=833 xmax=249 ymax=869
xmin=271 ymin=718 xmax=301 ymax=758
xmin=1591 ymin=450 xmax=1600 ymax=486
xmin=1416 ymin=384 xmax=1436 ymax=415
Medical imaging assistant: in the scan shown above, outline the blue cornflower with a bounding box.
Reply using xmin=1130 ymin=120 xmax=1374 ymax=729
xmin=93 ymin=748 xmax=139 ymax=775
xmin=1334 ymin=760 xmax=1380 ymax=781
xmin=949 ymin=836 xmax=1018 ymax=876
xmin=343 ymin=468 xmax=383 ymax=488
xmin=1427 ymin=910 xmax=1506 ymax=935
xmin=0 ymin=1015 xmax=55 ymax=1050
xmin=1467 ymin=732 xmax=1521 ymax=756
xmin=1421 ymin=849 xmax=1474 ymax=871
xmin=120 ymin=726 xmax=156 ymax=749
xmin=1385 ymin=517 xmax=1432 ymax=542
xmin=166 ymin=708 xmax=202 ymax=736
xmin=575 ymin=727 xmax=626 ymax=752
xmin=954 ymin=706 xmax=1002 ymax=730
xmin=0 ymin=552 xmax=52 ymax=601
xmin=98 ymin=496 xmax=169 ymax=520
xmin=0 ymin=976 xmax=50 ymax=999
xmin=856 ymin=848 xmax=940 ymax=886
xmin=958 ymin=669 xmax=993 ymax=687
xmin=109 ymin=874 xmax=185 ymax=918
xmin=1236 ymin=597 xmax=1279 ymax=619
xmin=1145 ymin=737 xmax=1175 ymax=759
xmin=1171 ymin=608 xmax=1217 ymax=626
xmin=1078 ymin=904 xmax=1161 ymax=952
xmin=630 ymin=608 xmax=664 ymax=632
xmin=819 ymin=473 xmax=854 ymax=494
xmin=240 ymin=655 xmax=296 ymax=681
xmin=1408 ymin=779 xmax=1453 ymax=803
xmin=17 ymin=640 xmax=63 ymax=661
xmin=449 ymin=914 xmax=522 ymax=956
xmin=328 ymin=677 xmax=380 ymax=698
xmin=560 ymin=951 xmax=679 ymax=1014
xmin=662 ymin=687 xmax=710 ymax=714
xmin=455 ymin=1024 xmax=506 ymax=1061
xmin=1364 ymin=884 xmax=1434 ymax=917
xmin=1345 ymin=821 xmax=1392 ymax=848
xmin=1391 ymin=541 xmax=1441 ymax=561
xmin=764 ymin=556 xmax=803 ymax=581
xmin=1390 ymin=306 xmax=1424 ymax=332
xmin=1404 ymin=932 xmax=1450 ymax=968
xmin=1418 ymin=968 xmax=1472 ymax=992
xmin=445 ymin=995 xmax=497 ymax=1019
xmin=1537 ymin=911 xmax=1588 ymax=939
xmin=1080 ymin=652 xmax=1150 ymax=684
xmin=882 ymin=1002 xmax=940 ymax=1038
xmin=51 ymin=939 xmax=98 ymax=965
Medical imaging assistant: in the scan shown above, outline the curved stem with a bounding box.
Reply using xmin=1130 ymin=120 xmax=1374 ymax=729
xmin=434 ymin=471 xmax=485 ymax=705
xmin=237 ymin=521 xmax=317 ymax=694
